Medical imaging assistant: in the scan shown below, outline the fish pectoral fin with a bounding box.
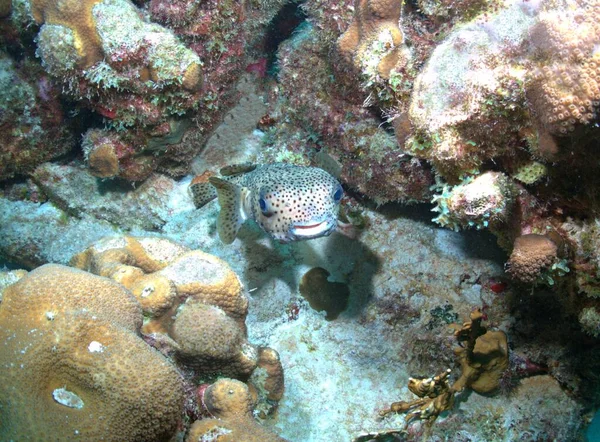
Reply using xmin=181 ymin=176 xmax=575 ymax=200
xmin=219 ymin=163 xmax=257 ymax=177
xmin=209 ymin=177 xmax=247 ymax=244
xmin=189 ymin=181 xmax=218 ymax=208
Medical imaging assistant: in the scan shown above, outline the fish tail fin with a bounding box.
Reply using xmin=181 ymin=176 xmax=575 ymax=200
xmin=209 ymin=177 xmax=247 ymax=244
xmin=189 ymin=172 xmax=218 ymax=208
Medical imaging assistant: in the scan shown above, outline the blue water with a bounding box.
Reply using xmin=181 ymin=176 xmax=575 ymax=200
xmin=587 ymin=411 xmax=600 ymax=442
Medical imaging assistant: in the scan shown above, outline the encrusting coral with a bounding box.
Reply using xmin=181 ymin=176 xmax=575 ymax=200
xmin=187 ymin=378 xmax=287 ymax=442
xmin=372 ymin=309 xmax=508 ymax=437
xmin=0 ymin=264 xmax=184 ymax=441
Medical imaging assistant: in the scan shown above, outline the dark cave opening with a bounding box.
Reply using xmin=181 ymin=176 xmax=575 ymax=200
xmin=264 ymin=0 xmax=308 ymax=75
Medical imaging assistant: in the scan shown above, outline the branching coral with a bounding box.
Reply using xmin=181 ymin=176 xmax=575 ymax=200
xmin=376 ymin=309 xmax=508 ymax=435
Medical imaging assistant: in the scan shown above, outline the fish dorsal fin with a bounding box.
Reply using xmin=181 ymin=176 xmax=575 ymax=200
xmin=189 ymin=172 xmax=218 ymax=208
xmin=219 ymin=163 xmax=257 ymax=177
xmin=209 ymin=176 xmax=248 ymax=244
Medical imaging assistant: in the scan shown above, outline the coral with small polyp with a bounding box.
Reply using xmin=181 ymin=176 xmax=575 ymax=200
xmin=71 ymin=236 xmax=283 ymax=383
xmin=506 ymin=233 xmax=561 ymax=284
xmin=526 ymin=0 xmax=600 ymax=135
xmin=187 ymin=378 xmax=287 ymax=442
xmin=337 ymin=0 xmax=404 ymax=79
xmin=0 ymin=264 xmax=184 ymax=441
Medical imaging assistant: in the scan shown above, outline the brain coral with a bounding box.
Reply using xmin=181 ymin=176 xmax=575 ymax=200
xmin=0 ymin=264 xmax=184 ymax=441
xmin=71 ymin=236 xmax=281 ymax=382
xmin=188 ymin=378 xmax=287 ymax=442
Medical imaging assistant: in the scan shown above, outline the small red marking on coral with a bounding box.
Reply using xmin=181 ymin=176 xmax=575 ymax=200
xmin=96 ymin=106 xmax=117 ymax=119
xmin=489 ymin=282 xmax=507 ymax=294
xmin=246 ymin=58 xmax=268 ymax=78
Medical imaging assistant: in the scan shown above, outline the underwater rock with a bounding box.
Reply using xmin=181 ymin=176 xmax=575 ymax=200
xmin=32 ymin=162 xmax=194 ymax=230
xmin=0 ymin=197 xmax=122 ymax=268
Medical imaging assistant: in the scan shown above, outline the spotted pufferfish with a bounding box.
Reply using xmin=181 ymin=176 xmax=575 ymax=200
xmin=189 ymin=163 xmax=344 ymax=244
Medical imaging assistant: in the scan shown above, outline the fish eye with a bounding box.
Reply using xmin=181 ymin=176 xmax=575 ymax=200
xmin=259 ymin=197 xmax=268 ymax=213
xmin=258 ymin=197 xmax=275 ymax=218
xmin=333 ymin=185 xmax=343 ymax=202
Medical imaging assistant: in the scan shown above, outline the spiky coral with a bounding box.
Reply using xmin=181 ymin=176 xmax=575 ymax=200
xmin=432 ymin=172 xmax=515 ymax=231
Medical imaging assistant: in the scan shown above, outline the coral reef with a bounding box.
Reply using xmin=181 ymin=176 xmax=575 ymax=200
xmin=0 ymin=51 xmax=75 ymax=181
xmin=3 ymin=0 xmax=600 ymax=438
xmin=188 ymin=378 xmax=287 ymax=442
xmin=72 ymin=235 xmax=283 ymax=382
xmin=506 ymin=234 xmax=559 ymax=284
xmin=0 ymin=175 xmax=590 ymax=440
xmin=0 ymin=264 xmax=184 ymax=441
xmin=378 ymin=309 xmax=508 ymax=434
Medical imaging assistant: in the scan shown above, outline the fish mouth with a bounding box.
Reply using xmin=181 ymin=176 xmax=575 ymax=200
xmin=289 ymin=220 xmax=335 ymax=240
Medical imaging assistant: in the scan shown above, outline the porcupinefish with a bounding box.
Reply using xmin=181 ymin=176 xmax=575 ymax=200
xmin=189 ymin=163 xmax=344 ymax=244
